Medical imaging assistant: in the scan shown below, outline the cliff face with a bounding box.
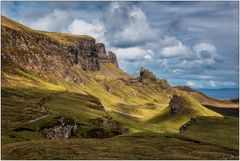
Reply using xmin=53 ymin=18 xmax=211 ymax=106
xmin=96 ymin=43 xmax=118 ymax=68
xmin=1 ymin=16 xmax=120 ymax=84
xmin=67 ymin=39 xmax=100 ymax=71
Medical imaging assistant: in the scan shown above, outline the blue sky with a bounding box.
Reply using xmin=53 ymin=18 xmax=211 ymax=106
xmin=2 ymin=1 xmax=239 ymax=89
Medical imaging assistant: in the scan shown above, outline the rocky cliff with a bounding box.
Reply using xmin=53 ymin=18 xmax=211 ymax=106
xmin=96 ymin=43 xmax=119 ymax=67
xmin=1 ymin=16 xmax=119 ymax=84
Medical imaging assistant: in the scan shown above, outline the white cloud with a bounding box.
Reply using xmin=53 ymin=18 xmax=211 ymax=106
xmin=110 ymin=2 xmax=120 ymax=12
xmin=114 ymin=7 xmax=159 ymax=45
xmin=193 ymin=42 xmax=217 ymax=59
xmin=144 ymin=55 xmax=152 ymax=60
xmin=186 ymin=80 xmax=196 ymax=87
xmin=114 ymin=47 xmax=153 ymax=60
xmin=161 ymin=41 xmax=191 ymax=58
xmin=25 ymin=10 xmax=70 ymax=32
xmin=185 ymin=80 xmax=236 ymax=89
xmin=209 ymin=80 xmax=216 ymax=87
xmin=68 ymin=19 xmax=106 ymax=43
xmin=162 ymin=36 xmax=179 ymax=46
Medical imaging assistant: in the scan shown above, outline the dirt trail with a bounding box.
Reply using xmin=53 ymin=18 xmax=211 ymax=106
xmin=26 ymin=91 xmax=66 ymax=124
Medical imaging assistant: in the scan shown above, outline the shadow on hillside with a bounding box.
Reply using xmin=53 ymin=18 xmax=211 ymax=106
xmin=203 ymin=105 xmax=239 ymax=117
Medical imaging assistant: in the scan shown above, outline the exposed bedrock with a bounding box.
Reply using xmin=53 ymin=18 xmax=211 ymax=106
xmin=41 ymin=117 xmax=77 ymax=139
xmin=169 ymin=94 xmax=186 ymax=114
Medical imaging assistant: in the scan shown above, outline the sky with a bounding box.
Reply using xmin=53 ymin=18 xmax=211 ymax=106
xmin=2 ymin=1 xmax=239 ymax=89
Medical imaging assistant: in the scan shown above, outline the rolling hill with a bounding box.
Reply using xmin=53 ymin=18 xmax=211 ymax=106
xmin=1 ymin=16 xmax=239 ymax=160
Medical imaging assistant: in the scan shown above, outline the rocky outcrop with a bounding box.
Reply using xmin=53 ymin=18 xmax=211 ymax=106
xmin=96 ymin=43 xmax=119 ymax=67
xmin=96 ymin=43 xmax=109 ymax=64
xmin=1 ymin=17 xmax=120 ymax=83
xmin=139 ymin=67 xmax=170 ymax=89
xmin=67 ymin=39 xmax=100 ymax=71
xmin=41 ymin=117 xmax=77 ymax=139
xmin=108 ymin=51 xmax=119 ymax=67
xmin=169 ymin=95 xmax=185 ymax=114
xmin=140 ymin=67 xmax=158 ymax=82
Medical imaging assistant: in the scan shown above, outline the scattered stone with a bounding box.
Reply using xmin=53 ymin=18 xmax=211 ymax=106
xmin=41 ymin=117 xmax=77 ymax=139
xmin=179 ymin=118 xmax=197 ymax=132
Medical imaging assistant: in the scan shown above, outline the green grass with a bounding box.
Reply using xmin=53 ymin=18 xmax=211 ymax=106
xmin=147 ymin=94 xmax=222 ymax=132
xmin=1 ymin=16 xmax=32 ymax=32
xmin=1 ymin=116 xmax=238 ymax=160
xmin=166 ymin=116 xmax=239 ymax=150
xmin=37 ymin=31 xmax=95 ymax=45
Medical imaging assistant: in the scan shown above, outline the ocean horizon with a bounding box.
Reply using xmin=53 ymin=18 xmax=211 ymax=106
xmin=197 ymin=88 xmax=239 ymax=100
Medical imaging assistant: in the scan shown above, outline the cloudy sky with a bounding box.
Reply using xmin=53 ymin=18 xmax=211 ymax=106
xmin=2 ymin=1 xmax=239 ymax=89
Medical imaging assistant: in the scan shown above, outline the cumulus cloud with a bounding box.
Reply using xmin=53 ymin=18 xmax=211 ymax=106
xmin=186 ymin=80 xmax=196 ymax=87
xmin=25 ymin=10 xmax=71 ymax=32
xmin=114 ymin=7 xmax=159 ymax=45
xmin=193 ymin=42 xmax=217 ymax=59
xmin=103 ymin=3 xmax=160 ymax=47
xmin=68 ymin=19 xmax=106 ymax=43
xmin=161 ymin=40 xmax=191 ymax=58
xmin=113 ymin=47 xmax=153 ymax=60
xmin=144 ymin=55 xmax=152 ymax=60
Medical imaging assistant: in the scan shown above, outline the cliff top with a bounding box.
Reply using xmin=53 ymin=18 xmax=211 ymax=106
xmin=1 ymin=16 xmax=95 ymax=45
xmin=1 ymin=16 xmax=33 ymax=32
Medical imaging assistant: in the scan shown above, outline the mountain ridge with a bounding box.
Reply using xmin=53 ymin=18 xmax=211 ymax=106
xmin=1 ymin=15 xmax=238 ymax=149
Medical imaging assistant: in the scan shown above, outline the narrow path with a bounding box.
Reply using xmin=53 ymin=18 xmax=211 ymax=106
xmin=25 ymin=91 xmax=66 ymax=124
xmin=27 ymin=114 xmax=50 ymax=123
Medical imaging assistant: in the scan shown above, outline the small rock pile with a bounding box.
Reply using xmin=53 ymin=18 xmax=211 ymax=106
xmin=41 ymin=117 xmax=77 ymax=139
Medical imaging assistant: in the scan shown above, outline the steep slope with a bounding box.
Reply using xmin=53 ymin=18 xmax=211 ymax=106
xmin=1 ymin=16 xmax=225 ymax=145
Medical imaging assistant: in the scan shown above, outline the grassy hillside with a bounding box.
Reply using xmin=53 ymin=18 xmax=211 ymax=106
xmin=2 ymin=117 xmax=238 ymax=160
xmin=1 ymin=15 xmax=238 ymax=160
xmin=1 ymin=16 xmax=32 ymax=32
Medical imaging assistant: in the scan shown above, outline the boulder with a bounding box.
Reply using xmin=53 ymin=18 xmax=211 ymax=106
xmin=169 ymin=95 xmax=185 ymax=114
xmin=41 ymin=117 xmax=77 ymax=139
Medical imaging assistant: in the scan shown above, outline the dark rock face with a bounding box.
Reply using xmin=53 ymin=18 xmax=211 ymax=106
xmin=96 ymin=43 xmax=109 ymax=64
xmin=68 ymin=39 xmax=100 ymax=71
xmin=96 ymin=43 xmax=119 ymax=67
xmin=139 ymin=67 xmax=170 ymax=89
xmin=1 ymin=25 xmax=119 ymax=82
xmin=169 ymin=95 xmax=185 ymax=114
xmin=41 ymin=117 xmax=77 ymax=139
xmin=108 ymin=51 xmax=119 ymax=67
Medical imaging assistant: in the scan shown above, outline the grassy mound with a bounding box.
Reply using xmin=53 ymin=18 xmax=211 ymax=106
xmin=147 ymin=94 xmax=222 ymax=132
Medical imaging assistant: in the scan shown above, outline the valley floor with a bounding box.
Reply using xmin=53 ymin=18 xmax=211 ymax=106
xmin=2 ymin=116 xmax=239 ymax=160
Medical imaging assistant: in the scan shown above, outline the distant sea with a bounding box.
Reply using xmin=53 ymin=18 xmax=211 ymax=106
xmin=198 ymin=88 xmax=239 ymax=100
